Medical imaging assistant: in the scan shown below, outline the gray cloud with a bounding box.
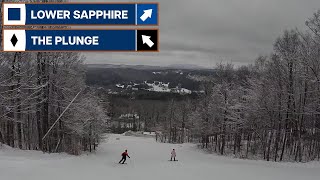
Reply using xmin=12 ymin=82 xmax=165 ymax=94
xmin=73 ymin=0 xmax=320 ymax=67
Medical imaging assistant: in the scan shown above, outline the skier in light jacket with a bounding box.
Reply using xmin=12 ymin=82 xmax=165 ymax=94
xmin=170 ymin=149 xmax=177 ymax=161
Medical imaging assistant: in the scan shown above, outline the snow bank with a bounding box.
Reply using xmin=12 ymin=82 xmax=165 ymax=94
xmin=122 ymin=131 xmax=156 ymax=138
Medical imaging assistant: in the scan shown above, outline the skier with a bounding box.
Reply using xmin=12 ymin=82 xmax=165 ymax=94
xmin=170 ymin=149 xmax=177 ymax=161
xmin=119 ymin=150 xmax=130 ymax=164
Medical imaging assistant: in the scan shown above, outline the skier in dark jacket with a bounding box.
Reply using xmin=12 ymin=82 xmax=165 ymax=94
xmin=119 ymin=150 xmax=130 ymax=164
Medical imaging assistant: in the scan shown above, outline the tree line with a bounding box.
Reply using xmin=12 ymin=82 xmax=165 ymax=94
xmin=150 ymin=10 xmax=320 ymax=162
xmin=0 ymin=0 xmax=109 ymax=155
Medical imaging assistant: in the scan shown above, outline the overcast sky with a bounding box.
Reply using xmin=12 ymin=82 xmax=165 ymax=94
xmin=74 ymin=0 xmax=320 ymax=67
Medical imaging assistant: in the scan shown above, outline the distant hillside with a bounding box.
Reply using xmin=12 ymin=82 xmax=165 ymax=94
xmin=86 ymin=64 xmax=165 ymax=70
xmin=85 ymin=63 xmax=212 ymax=70
xmin=85 ymin=65 xmax=215 ymax=91
xmin=166 ymin=64 xmax=210 ymax=70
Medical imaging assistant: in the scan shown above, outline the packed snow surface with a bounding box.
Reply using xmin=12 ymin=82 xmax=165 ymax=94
xmin=1 ymin=134 xmax=320 ymax=180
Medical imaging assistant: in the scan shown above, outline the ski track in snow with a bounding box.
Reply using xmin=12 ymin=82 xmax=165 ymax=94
xmin=1 ymin=134 xmax=320 ymax=180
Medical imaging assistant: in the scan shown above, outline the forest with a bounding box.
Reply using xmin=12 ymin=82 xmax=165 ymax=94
xmin=112 ymin=10 xmax=320 ymax=162
xmin=0 ymin=1 xmax=109 ymax=154
xmin=1 ymin=1 xmax=320 ymax=163
xmin=0 ymin=51 xmax=109 ymax=154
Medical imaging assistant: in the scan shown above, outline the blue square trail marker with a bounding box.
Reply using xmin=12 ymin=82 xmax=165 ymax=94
xmin=8 ymin=8 xmax=21 ymax=21
xmin=137 ymin=4 xmax=158 ymax=25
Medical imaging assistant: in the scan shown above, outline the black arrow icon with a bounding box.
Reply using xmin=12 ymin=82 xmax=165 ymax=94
xmin=137 ymin=30 xmax=158 ymax=51
xmin=11 ymin=34 xmax=18 ymax=47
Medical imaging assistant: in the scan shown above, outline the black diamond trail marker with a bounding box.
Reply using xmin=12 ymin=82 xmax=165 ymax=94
xmin=11 ymin=34 xmax=18 ymax=47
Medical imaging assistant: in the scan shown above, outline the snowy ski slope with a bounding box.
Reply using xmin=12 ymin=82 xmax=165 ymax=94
xmin=1 ymin=134 xmax=320 ymax=180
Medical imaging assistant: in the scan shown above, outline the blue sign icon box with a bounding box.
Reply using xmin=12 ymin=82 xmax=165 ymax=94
xmin=8 ymin=8 xmax=21 ymax=20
